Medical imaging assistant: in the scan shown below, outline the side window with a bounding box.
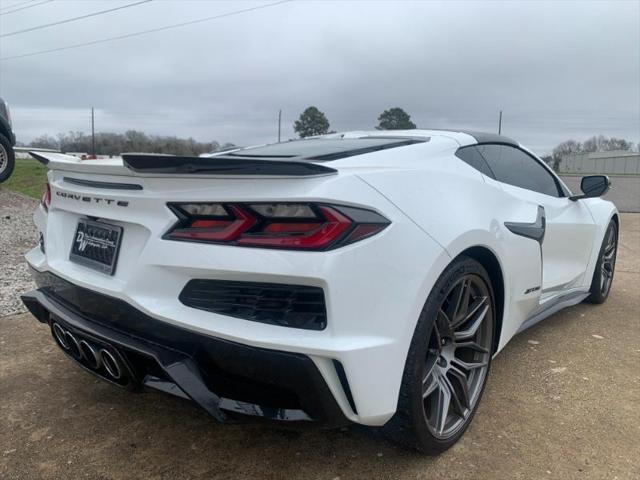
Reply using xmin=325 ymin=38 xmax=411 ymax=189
xmin=455 ymin=146 xmax=495 ymax=177
xmin=477 ymin=145 xmax=561 ymax=197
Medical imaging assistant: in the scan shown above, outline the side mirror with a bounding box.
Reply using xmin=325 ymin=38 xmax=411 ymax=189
xmin=570 ymin=175 xmax=611 ymax=201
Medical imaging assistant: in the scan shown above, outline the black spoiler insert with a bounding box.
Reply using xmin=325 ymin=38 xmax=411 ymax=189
xmin=122 ymin=154 xmax=337 ymax=176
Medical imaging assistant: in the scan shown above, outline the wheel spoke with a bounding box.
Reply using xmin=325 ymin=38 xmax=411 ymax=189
xmin=604 ymin=239 xmax=615 ymax=254
xmin=436 ymin=309 xmax=452 ymax=337
xmin=454 ymin=340 xmax=490 ymax=354
xmin=605 ymin=229 xmax=615 ymax=251
xmin=451 ymin=356 xmax=489 ymax=371
xmin=432 ymin=318 xmax=442 ymax=343
xmin=452 ymin=295 xmax=487 ymax=330
xmin=447 ymin=366 xmax=471 ymax=411
xmin=422 ymin=369 xmax=439 ymax=399
xmin=454 ymin=303 xmax=489 ymax=341
xmin=448 ymin=279 xmax=470 ymax=325
xmin=431 ymin=378 xmax=451 ymax=434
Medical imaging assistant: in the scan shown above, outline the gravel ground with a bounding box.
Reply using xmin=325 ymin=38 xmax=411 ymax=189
xmin=0 ymin=189 xmax=38 ymax=317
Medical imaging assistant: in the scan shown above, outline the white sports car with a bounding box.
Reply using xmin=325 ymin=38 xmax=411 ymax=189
xmin=22 ymin=130 xmax=618 ymax=453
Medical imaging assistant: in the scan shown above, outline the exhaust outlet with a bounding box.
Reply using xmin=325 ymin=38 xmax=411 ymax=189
xmin=99 ymin=349 xmax=122 ymax=380
xmin=79 ymin=340 xmax=101 ymax=370
xmin=65 ymin=332 xmax=83 ymax=360
xmin=52 ymin=323 xmax=70 ymax=350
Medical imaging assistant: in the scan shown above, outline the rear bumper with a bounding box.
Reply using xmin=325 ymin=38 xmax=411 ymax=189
xmin=21 ymin=271 xmax=349 ymax=426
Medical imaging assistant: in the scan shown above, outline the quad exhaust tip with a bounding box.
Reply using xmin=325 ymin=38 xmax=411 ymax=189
xmin=99 ymin=349 xmax=122 ymax=380
xmin=51 ymin=322 xmax=124 ymax=381
xmin=65 ymin=331 xmax=82 ymax=361
xmin=79 ymin=340 xmax=101 ymax=370
xmin=52 ymin=322 xmax=70 ymax=350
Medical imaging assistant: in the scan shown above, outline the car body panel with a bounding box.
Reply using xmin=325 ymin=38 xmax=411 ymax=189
xmin=495 ymin=182 xmax=597 ymax=299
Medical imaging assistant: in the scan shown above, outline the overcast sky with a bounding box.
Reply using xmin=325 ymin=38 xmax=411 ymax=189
xmin=0 ymin=0 xmax=638 ymax=154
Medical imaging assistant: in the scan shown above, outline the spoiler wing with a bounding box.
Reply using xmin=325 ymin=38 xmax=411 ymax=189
xmin=29 ymin=152 xmax=337 ymax=177
xmin=122 ymin=154 xmax=337 ymax=176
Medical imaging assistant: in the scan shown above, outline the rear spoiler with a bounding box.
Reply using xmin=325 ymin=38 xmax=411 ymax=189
xmin=29 ymin=152 xmax=337 ymax=177
xmin=122 ymin=154 xmax=337 ymax=176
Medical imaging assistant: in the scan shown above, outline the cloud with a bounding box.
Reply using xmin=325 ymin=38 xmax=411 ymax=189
xmin=1 ymin=0 xmax=638 ymax=153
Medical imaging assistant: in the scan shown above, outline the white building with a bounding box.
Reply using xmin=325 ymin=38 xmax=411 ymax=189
xmin=560 ymin=150 xmax=640 ymax=175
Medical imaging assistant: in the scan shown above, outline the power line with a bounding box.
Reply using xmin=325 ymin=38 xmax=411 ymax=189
xmin=0 ymin=0 xmax=52 ymax=16
xmin=0 ymin=0 xmax=37 ymax=12
xmin=1 ymin=0 xmax=153 ymax=38
xmin=0 ymin=0 xmax=293 ymax=61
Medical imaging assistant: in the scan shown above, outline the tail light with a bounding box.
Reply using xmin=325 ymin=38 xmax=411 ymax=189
xmin=165 ymin=203 xmax=390 ymax=250
xmin=41 ymin=183 xmax=51 ymax=211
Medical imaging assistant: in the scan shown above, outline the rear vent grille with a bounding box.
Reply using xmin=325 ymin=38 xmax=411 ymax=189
xmin=179 ymin=280 xmax=327 ymax=330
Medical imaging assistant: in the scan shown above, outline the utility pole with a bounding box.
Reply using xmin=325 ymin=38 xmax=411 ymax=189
xmin=498 ymin=110 xmax=503 ymax=135
xmin=91 ymin=107 xmax=96 ymax=156
xmin=278 ymin=109 xmax=282 ymax=143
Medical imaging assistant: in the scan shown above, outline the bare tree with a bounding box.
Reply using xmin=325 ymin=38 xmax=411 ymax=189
xmin=550 ymin=135 xmax=636 ymax=172
xmin=29 ymin=130 xmax=231 ymax=156
xmin=551 ymin=139 xmax=582 ymax=172
xmin=29 ymin=134 xmax=59 ymax=150
xmin=582 ymin=135 xmax=633 ymax=153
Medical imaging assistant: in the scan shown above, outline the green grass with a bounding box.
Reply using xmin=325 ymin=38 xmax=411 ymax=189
xmin=2 ymin=158 xmax=48 ymax=199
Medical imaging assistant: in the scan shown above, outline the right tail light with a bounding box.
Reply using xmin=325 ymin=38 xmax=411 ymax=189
xmin=165 ymin=202 xmax=390 ymax=251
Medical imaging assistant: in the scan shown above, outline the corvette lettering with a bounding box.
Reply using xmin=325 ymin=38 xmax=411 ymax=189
xmin=56 ymin=191 xmax=129 ymax=207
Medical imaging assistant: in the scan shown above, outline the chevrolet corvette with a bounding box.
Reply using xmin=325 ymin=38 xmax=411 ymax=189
xmin=21 ymin=129 xmax=618 ymax=453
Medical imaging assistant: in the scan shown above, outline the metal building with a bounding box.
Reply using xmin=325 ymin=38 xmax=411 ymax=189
xmin=560 ymin=150 xmax=640 ymax=175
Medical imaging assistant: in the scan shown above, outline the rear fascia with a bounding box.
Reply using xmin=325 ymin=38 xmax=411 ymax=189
xmin=27 ymin=161 xmax=451 ymax=425
xmin=22 ymin=273 xmax=349 ymax=425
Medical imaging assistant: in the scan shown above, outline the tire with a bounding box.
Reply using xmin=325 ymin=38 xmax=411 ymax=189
xmin=585 ymin=220 xmax=618 ymax=304
xmin=0 ymin=134 xmax=15 ymax=183
xmin=383 ymin=256 xmax=495 ymax=454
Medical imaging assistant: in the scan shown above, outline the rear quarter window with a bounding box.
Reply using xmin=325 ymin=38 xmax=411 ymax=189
xmin=455 ymin=146 xmax=494 ymax=177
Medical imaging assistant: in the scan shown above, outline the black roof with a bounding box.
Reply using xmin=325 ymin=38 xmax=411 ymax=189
xmin=459 ymin=130 xmax=519 ymax=146
xmin=225 ymin=137 xmax=428 ymax=162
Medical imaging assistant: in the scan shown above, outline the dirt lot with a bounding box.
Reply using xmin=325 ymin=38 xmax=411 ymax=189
xmin=1 ymin=213 xmax=639 ymax=479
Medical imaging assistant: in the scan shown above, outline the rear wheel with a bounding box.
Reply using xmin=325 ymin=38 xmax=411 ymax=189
xmin=383 ymin=257 xmax=495 ymax=454
xmin=0 ymin=134 xmax=15 ymax=183
xmin=585 ymin=220 xmax=618 ymax=304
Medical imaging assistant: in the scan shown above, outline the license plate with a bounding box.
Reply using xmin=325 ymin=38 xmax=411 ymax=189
xmin=70 ymin=219 xmax=123 ymax=275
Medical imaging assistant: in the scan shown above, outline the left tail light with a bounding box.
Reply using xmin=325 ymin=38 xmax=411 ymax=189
xmin=164 ymin=202 xmax=390 ymax=250
xmin=41 ymin=183 xmax=51 ymax=211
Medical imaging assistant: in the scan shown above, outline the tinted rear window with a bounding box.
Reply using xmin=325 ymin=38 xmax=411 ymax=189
xmin=227 ymin=137 xmax=427 ymax=161
xmin=477 ymin=144 xmax=561 ymax=197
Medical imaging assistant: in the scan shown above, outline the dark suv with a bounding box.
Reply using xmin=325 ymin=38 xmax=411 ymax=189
xmin=0 ymin=97 xmax=16 ymax=183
